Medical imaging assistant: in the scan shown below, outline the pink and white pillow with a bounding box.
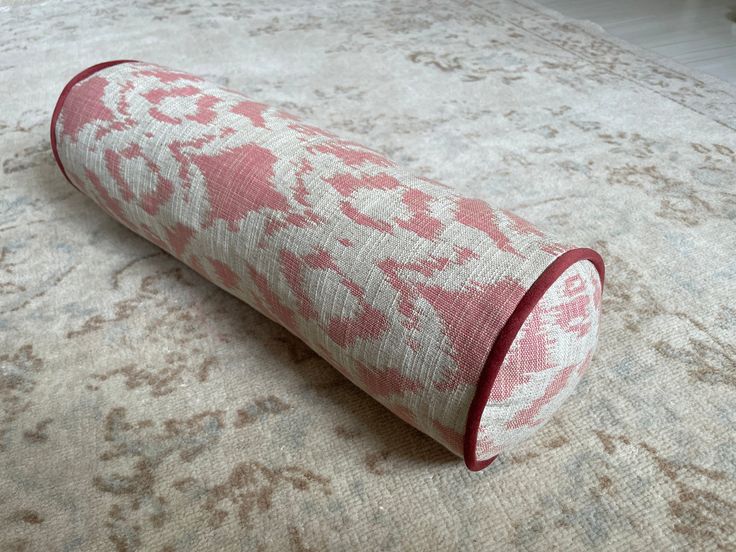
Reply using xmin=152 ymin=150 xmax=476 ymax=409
xmin=51 ymin=61 xmax=604 ymax=470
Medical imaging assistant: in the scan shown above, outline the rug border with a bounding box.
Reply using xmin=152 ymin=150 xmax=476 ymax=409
xmin=461 ymin=0 xmax=736 ymax=131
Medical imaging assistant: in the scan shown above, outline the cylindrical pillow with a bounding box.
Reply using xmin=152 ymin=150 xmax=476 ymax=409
xmin=51 ymin=61 xmax=604 ymax=470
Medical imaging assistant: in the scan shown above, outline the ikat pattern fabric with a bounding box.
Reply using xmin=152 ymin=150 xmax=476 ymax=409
xmin=3 ymin=0 xmax=735 ymax=549
xmin=478 ymin=260 xmax=601 ymax=460
xmin=53 ymin=61 xmax=603 ymax=465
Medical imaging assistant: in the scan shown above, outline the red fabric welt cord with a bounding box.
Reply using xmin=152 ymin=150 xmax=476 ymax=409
xmin=50 ymin=60 xmax=135 ymax=188
xmin=463 ymin=248 xmax=605 ymax=471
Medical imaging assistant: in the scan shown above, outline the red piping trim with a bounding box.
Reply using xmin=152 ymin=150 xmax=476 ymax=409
xmin=463 ymin=247 xmax=605 ymax=471
xmin=50 ymin=60 xmax=136 ymax=188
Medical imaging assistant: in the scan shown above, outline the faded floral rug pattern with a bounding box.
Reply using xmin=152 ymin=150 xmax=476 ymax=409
xmin=1 ymin=0 xmax=735 ymax=550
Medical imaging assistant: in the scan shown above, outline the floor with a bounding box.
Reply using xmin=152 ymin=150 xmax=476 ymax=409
xmin=536 ymin=0 xmax=736 ymax=83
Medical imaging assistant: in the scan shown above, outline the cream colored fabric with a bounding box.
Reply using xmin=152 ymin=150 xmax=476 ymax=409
xmin=54 ymin=60 xmax=601 ymax=466
xmin=1 ymin=0 xmax=735 ymax=550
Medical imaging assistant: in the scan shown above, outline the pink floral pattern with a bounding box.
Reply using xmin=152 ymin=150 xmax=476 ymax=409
xmin=477 ymin=261 xmax=602 ymax=460
xmin=53 ymin=61 xmax=603 ymax=463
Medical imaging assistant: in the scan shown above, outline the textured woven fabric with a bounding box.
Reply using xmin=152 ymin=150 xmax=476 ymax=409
xmin=5 ymin=1 xmax=736 ymax=549
xmin=51 ymin=60 xmax=603 ymax=469
xmin=479 ymin=260 xmax=601 ymax=459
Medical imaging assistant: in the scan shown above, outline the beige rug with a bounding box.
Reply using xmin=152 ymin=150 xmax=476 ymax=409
xmin=1 ymin=0 xmax=735 ymax=550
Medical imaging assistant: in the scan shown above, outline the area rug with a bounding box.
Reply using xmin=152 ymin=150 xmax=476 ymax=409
xmin=1 ymin=0 xmax=734 ymax=550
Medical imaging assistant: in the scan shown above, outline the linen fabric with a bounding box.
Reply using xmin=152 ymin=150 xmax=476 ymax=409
xmin=51 ymin=60 xmax=603 ymax=469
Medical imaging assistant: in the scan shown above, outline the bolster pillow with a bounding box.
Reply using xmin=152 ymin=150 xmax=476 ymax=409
xmin=51 ymin=60 xmax=604 ymax=470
